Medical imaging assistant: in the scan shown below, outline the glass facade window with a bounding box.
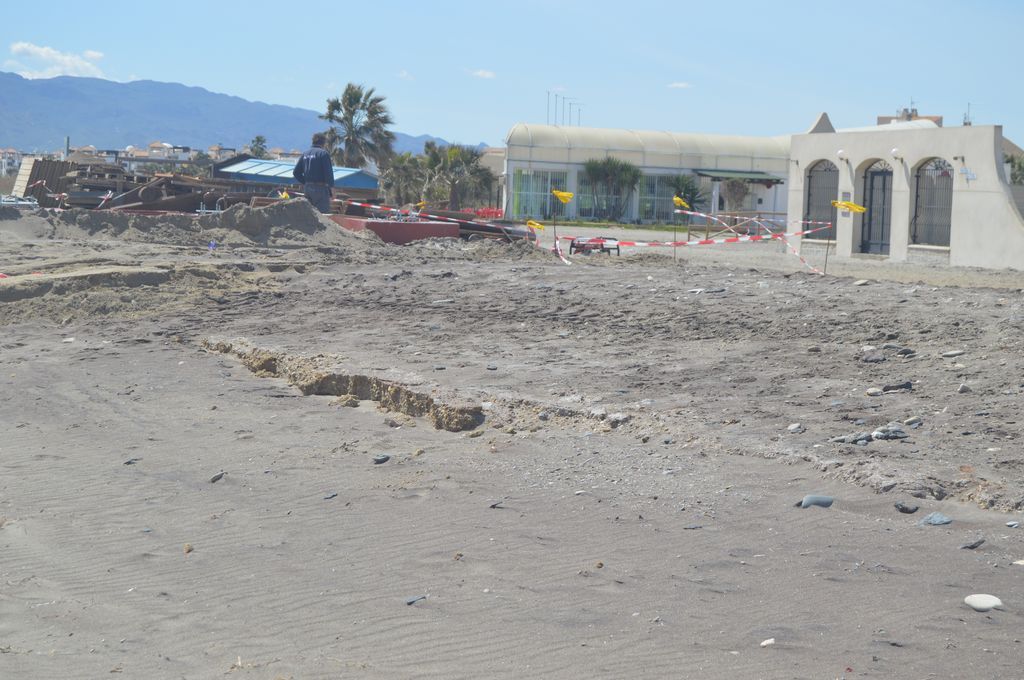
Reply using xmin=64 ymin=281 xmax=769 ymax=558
xmin=510 ymin=169 xmax=568 ymax=219
xmin=638 ymin=175 xmax=678 ymax=222
xmin=576 ymin=174 xmax=599 ymax=220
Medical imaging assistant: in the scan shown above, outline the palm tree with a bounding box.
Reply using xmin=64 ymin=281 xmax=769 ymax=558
xmin=248 ymin=135 xmax=269 ymax=159
xmin=421 ymin=142 xmax=495 ymax=210
xmin=668 ymin=174 xmax=707 ymax=213
xmin=582 ymin=157 xmax=641 ymax=221
xmin=722 ymin=179 xmax=750 ymax=212
xmin=380 ymin=152 xmax=424 ymax=205
xmin=320 ymin=83 xmax=396 ymax=169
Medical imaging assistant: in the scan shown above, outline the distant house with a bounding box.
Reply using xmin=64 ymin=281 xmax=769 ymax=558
xmin=268 ymin=146 xmax=301 ymax=161
xmin=1 ymin=147 xmax=23 ymax=175
xmin=208 ymin=144 xmax=237 ymax=161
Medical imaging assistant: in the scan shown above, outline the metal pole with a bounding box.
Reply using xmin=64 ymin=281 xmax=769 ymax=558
xmin=547 ymin=91 xmax=550 ymax=125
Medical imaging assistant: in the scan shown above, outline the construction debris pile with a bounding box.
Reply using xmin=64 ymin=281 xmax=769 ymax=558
xmin=13 ymin=157 xmax=341 ymax=213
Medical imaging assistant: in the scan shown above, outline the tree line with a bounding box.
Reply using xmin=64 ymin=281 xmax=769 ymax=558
xmin=246 ymin=82 xmax=497 ymax=211
xmin=242 ymin=81 xmax=761 ymax=219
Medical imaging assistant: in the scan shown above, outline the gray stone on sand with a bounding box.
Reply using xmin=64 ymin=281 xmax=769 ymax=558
xmin=797 ymin=494 xmax=833 ymax=509
xmin=918 ymin=512 xmax=952 ymax=526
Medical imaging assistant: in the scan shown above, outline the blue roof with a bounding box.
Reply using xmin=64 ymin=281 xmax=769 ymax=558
xmin=218 ymin=158 xmax=378 ymax=189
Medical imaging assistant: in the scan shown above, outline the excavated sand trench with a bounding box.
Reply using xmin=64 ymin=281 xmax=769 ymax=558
xmin=203 ymin=339 xmax=485 ymax=432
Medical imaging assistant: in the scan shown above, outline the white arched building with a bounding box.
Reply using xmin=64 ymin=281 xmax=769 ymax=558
xmin=503 ymin=123 xmax=790 ymax=223
xmin=788 ymin=113 xmax=1024 ymax=270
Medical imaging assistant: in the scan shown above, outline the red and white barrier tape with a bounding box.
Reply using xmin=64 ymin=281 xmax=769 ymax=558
xmin=559 ymin=224 xmax=829 ymax=249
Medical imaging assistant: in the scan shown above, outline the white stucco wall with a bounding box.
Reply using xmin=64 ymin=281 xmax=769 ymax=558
xmin=788 ymin=124 xmax=1024 ymax=271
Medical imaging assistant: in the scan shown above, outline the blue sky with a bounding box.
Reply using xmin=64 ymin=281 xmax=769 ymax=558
xmin=2 ymin=0 xmax=1022 ymax=146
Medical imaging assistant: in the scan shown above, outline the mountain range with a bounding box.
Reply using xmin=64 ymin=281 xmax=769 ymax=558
xmin=0 ymin=71 xmax=482 ymax=154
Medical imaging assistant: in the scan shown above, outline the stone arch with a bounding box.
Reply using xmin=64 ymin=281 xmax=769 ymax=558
xmin=803 ymin=160 xmax=838 ymax=240
xmin=910 ymin=157 xmax=953 ymax=246
xmin=859 ymin=159 xmax=893 ymax=254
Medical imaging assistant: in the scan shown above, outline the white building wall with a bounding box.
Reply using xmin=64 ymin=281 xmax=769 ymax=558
xmin=789 ymin=124 xmax=1024 ymax=270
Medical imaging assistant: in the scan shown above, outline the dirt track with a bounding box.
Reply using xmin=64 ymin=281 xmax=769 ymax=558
xmin=2 ymin=203 xmax=1023 ymax=678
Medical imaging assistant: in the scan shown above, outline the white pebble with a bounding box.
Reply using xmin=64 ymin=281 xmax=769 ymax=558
xmin=964 ymin=594 xmax=1003 ymax=612
xmin=760 ymin=638 xmax=775 ymax=648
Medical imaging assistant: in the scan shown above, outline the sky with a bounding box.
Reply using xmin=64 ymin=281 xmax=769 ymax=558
xmin=2 ymin=0 xmax=1023 ymax=147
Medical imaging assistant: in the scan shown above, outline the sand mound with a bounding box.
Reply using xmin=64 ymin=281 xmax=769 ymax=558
xmin=27 ymin=199 xmax=382 ymax=249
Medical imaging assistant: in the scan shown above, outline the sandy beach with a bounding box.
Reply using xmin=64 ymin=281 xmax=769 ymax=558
xmin=2 ymin=202 xmax=1023 ymax=678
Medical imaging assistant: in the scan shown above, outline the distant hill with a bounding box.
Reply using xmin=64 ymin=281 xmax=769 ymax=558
xmin=0 ymin=71 xmax=485 ymax=155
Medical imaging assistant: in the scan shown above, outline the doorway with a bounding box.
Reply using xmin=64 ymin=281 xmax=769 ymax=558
xmin=861 ymin=160 xmax=893 ymax=254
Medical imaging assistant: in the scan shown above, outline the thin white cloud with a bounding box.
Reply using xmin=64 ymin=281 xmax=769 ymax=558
xmin=397 ymin=69 xmax=413 ymax=80
xmin=667 ymin=81 xmax=692 ymax=89
xmin=470 ymin=69 xmax=496 ymax=79
xmin=8 ymin=42 xmax=104 ymax=78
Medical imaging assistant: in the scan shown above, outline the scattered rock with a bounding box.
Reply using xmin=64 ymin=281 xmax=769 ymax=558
xmin=183 ymin=543 xmax=194 ymax=555
xmin=797 ymin=494 xmax=833 ymax=509
xmin=787 ymin=423 xmax=804 ymax=434
xmin=760 ymin=638 xmax=776 ymax=648
xmin=941 ymin=350 xmax=966 ymax=358
xmin=964 ymin=594 xmax=1002 ymax=612
xmin=405 ymin=595 xmax=428 ymax=606
xmin=853 ymin=279 xmax=870 ymax=286
xmin=486 ymin=364 xmax=498 ymax=371
xmin=209 ymin=471 xmax=225 ymax=483
xmin=862 ymin=351 xmax=886 ymax=363
xmin=961 ymin=538 xmax=985 ymax=550
xmin=866 ymin=387 xmax=884 ymax=397
xmin=830 ymin=432 xmax=873 ymax=445
xmin=806 ymin=346 xmax=822 ymax=353
xmin=882 ymin=381 xmax=913 ymax=393
xmin=903 ymin=416 xmax=923 ymax=427
xmin=957 ymin=383 xmax=972 ymax=394
xmin=1007 ymin=521 xmax=1020 ymax=529
xmin=894 ymin=501 xmax=919 ymax=514
xmin=871 ymin=423 xmax=908 ymax=440
xmin=373 ymin=454 xmax=390 ymax=465
xmin=324 ymin=492 xmax=338 ymax=500
xmin=123 ymin=458 xmax=141 ymax=465
xmin=606 ymin=413 xmax=629 ymax=427
xmin=919 ymin=512 xmax=952 ymax=526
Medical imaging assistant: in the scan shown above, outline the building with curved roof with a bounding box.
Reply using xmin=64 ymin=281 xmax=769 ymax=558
xmin=503 ymin=123 xmax=791 ymax=222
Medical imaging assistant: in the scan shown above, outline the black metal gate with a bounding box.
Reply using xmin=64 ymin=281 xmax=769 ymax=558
xmin=911 ymin=158 xmax=953 ymax=246
xmin=804 ymin=160 xmax=838 ymax=239
xmin=861 ymin=160 xmax=892 ymax=254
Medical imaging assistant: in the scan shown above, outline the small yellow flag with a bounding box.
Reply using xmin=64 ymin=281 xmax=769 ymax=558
xmin=279 ymin=190 xmax=290 ymax=199
xmin=831 ymin=199 xmax=867 ymax=213
xmin=526 ymin=220 xmax=545 ymax=230
xmin=672 ymin=196 xmax=690 ymax=209
xmin=415 ymin=200 xmax=427 ymax=209
xmin=552 ymin=190 xmax=574 ymax=204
